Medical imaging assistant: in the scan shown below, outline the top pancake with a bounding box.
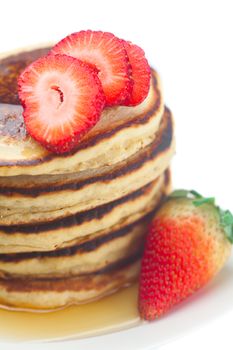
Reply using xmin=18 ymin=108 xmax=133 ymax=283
xmin=0 ymin=48 xmax=164 ymax=177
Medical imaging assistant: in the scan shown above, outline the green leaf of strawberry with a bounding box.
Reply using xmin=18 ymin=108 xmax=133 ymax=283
xmin=219 ymin=209 xmax=233 ymax=243
xmin=139 ymin=189 xmax=232 ymax=320
xmin=169 ymin=189 xmax=233 ymax=243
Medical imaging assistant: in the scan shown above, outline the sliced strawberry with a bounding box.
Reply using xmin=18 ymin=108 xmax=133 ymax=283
xmin=18 ymin=54 xmax=105 ymax=154
xmin=50 ymin=31 xmax=133 ymax=106
xmin=122 ymin=41 xmax=151 ymax=106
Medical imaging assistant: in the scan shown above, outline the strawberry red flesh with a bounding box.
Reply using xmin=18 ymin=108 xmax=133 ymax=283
xmin=122 ymin=41 xmax=151 ymax=106
xmin=18 ymin=54 xmax=105 ymax=154
xmin=139 ymin=191 xmax=232 ymax=320
xmin=50 ymin=31 xmax=133 ymax=106
xmin=139 ymin=216 xmax=214 ymax=320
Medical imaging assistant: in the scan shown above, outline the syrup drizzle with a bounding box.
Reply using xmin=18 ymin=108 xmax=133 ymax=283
xmin=0 ymin=283 xmax=140 ymax=341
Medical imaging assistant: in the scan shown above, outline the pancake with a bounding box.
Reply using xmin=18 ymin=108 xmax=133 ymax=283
xmin=0 ymin=170 xmax=171 ymax=277
xmin=0 ymin=47 xmax=164 ymax=177
xmin=0 ymin=214 xmax=149 ymax=279
xmin=0 ymin=45 xmax=175 ymax=311
xmin=0 ymin=108 xmax=174 ymax=226
xmin=0 ymin=170 xmax=170 ymax=253
xmin=0 ymin=258 xmax=140 ymax=311
xmin=0 ymin=169 xmax=171 ymax=278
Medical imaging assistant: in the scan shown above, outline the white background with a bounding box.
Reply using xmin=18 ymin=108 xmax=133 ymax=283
xmin=1 ymin=0 xmax=233 ymax=349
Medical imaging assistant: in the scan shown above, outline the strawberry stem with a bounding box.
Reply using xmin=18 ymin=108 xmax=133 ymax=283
xmin=169 ymin=189 xmax=233 ymax=244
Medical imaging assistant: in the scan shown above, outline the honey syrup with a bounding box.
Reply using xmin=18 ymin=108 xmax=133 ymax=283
xmin=0 ymin=283 xmax=140 ymax=341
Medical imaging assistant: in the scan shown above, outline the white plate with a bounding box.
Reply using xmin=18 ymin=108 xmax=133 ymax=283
xmin=1 ymin=254 xmax=233 ymax=350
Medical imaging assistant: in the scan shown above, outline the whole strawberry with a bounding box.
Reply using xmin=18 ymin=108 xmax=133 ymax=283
xmin=139 ymin=190 xmax=233 ymax=320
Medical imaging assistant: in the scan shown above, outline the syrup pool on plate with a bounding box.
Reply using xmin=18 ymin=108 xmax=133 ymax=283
xmin=0 ymin=283 xmax=140 ymax=341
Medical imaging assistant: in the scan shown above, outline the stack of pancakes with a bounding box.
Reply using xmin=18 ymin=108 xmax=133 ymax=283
xmin=0 ymin=48 xmax=175 ymax=311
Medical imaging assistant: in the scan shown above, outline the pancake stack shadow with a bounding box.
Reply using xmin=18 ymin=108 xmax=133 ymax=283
xmin=0 ymin=49 xmax=175 ymax=310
